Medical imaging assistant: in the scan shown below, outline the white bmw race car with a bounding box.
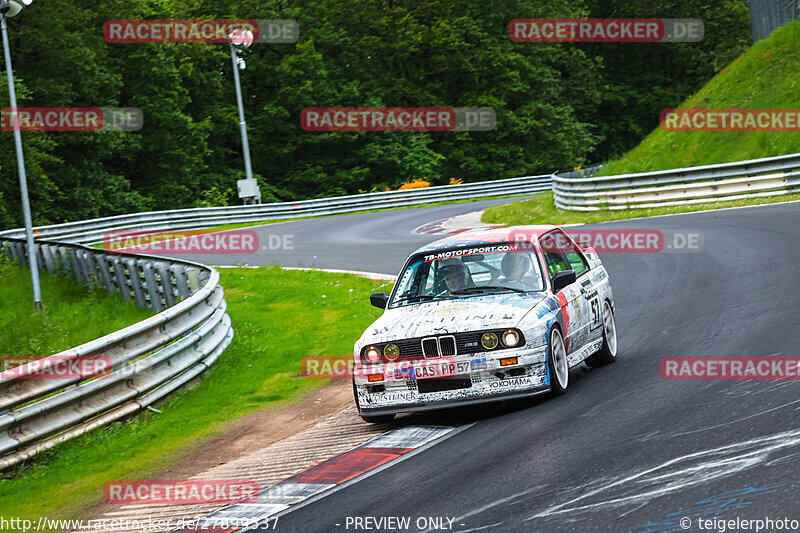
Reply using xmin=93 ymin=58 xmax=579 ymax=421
xmin=352 ymin=226 xmax=618 ymax=423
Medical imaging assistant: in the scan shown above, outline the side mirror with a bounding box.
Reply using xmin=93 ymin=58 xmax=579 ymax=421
xmin=370 ymin=292 xmax=389 ymax=309
xmin=551 ymin=270 xmax=576 ymax=293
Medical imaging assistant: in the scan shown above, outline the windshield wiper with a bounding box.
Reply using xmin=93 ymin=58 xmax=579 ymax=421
xmin=451 ymin=285 xmax=528 ymax=295
xmin=393 ymin=294 xmax=441 ymax=304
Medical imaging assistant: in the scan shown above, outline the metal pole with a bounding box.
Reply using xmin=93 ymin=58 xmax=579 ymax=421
xmin=1 ymin=13 xmax=42 ymax=310
xmin=229 ymin=44 xmax=254 ymax=182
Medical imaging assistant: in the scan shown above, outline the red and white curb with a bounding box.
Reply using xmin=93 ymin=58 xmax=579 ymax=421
xmin=412 ymin=211 xmax=505 ymax=236
xmin=176 ymin=425 xmax=467 ymax=532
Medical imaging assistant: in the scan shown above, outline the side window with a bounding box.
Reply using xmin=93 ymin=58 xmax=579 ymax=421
xmin=540 ymin=233 xmax=569 ymax=278
xmin=565 ymin=252 xmax=588 ymax=276
xmin=543 ymin=252 xmax=569 ymax=277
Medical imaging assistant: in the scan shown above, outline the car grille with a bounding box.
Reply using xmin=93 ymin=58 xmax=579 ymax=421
xmin=439 ymin=336 xmax=456 ymax=355
xmin=421 ymin=338 xmax=438 ymax=356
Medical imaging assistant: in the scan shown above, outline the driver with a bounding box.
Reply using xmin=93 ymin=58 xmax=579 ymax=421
xmin=439 ymin=259 xmax=471 ymax=293
xmin=500 ymin=252 xmax=533 ymax=286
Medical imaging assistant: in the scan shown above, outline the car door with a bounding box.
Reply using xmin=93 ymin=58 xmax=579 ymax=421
xmin=539 ymin=232 xmax=587 ymax=358
xmin=556 ymin=231 xmax=603 ymax=346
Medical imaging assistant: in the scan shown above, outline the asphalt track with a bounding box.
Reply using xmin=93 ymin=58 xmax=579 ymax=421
xmin=185 ymin=198 xmax=800 ymax=532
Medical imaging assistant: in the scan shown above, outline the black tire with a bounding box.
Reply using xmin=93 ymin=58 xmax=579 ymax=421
xmin=585 ymin=300 xmax=618 ymax=368
xmin=547 ymin=326 xmax=568 ymax=396
xmin=352 ymin=378 xmax=395 ymax=424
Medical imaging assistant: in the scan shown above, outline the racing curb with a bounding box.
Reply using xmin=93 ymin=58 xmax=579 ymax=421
xmin=176 ymin=425 xmax=464 ymax=532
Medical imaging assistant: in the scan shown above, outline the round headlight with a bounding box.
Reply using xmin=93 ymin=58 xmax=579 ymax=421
xmin=383 ymin=343 xmax=400 ymax=361
xmin=480 ymin=332 xmax=499 ymax=350
xmin=502 ymin=329 xmax=519 ymax=347
xmin=365 ymin=346 xmax=381 ymax=362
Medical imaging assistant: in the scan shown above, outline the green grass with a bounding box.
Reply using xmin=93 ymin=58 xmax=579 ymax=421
xmin=599 ymin=20 xmax=800 ymax=175
xmin=0 ymin=267 xmax=392 ymax=527
xmin=0 ymin=262 xmax=153 ymax=359
xmin=482 ymin=191 xmax=800 ymax=226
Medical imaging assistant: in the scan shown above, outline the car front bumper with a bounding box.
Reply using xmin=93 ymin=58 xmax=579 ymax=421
xmin=355 ymin=346 xmax=550 ymax=416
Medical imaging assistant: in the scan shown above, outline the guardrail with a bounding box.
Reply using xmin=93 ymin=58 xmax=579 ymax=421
xmin=0 ymin=174 xmax=552 ymax=245
xmin=0 ymin=237 xmax=232 ymax=470
xmin=552 ymin=153 xmax=800 ymax=211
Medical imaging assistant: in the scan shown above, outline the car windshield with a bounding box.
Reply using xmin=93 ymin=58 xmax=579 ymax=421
xmin=390 ymin=243 xmax=544 ymax=308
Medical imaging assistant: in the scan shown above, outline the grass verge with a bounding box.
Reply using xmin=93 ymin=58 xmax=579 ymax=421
xmin=0 ymin=262 xmax=152 ymax=358
xmin=481 ymin=191 xmax=800 ymax=226
xmin=0 ymin=266 xmax=392 ymax=526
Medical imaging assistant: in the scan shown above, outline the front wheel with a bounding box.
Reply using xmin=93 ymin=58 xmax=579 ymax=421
xmin=548 ymin=326 xmax=568 ymax=395
xmin=353 ymin=378 xmax=395 ymax=424
xmin=585 ymin=300 xmax=617 ymax=367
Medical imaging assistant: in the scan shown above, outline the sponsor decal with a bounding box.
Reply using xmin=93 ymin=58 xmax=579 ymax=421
xmin=489 ymin=377 xmax=534 ymax=388
xmin=423 ymin=244 xmax=530 ymax=262
xmin=470 ymin=357 xmax=487 ymax=370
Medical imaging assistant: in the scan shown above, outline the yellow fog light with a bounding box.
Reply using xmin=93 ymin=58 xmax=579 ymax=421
xmin=481 ymin=332 xmax=499 ymax=350
xmin=383 ymin=343 xmax=400 ymax=361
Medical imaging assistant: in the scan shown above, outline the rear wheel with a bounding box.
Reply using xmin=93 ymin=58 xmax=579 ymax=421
xmin=585 ymin=300 xmax=617 ymax=367
xmin=548 ymin=327 xmax=568 ymax=395
xmin=352 ymin=378 xmax=395 ymax=424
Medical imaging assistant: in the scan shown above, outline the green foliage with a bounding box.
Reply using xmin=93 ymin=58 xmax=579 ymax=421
xmin=0 ymin=0 xmax=751 ymax=229
xmin=0 ymin=261 xmax=152 ymax=357
xmin=600 ymin=20 xmax=800 ymax=175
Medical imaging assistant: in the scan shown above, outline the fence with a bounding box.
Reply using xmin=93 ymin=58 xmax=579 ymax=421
xmin=0 ymin=174 xmax=552 ymax=245
xmin=551 ymin=153 xmax=800 ymax=211
xmin=0 ymin=237 xmax=232 ymax=470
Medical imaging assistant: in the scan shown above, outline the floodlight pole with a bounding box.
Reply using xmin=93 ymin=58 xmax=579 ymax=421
xmin=1 ymin=11 xmax=42 ymax=310
xmin=229 ymin=43 xmax=254 ymax=182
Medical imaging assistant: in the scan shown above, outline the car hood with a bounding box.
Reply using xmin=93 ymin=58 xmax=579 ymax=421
xmin=361 ymin=292 xmax=547 ymax=343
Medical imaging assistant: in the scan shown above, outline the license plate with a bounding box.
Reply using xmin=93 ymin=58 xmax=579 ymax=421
xmin=412 ymin=360 xmax=470 ymax=379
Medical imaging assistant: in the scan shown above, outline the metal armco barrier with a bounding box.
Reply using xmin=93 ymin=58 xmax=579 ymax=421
xmin=0 ymin=174 xmax=552 ymax=245
xmin=552 ymin=153 xmax=800 ymax=211
xmin=0 ymin=237 xmax=233 ymax=470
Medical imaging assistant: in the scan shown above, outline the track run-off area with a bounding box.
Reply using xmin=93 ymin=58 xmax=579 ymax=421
xmin=103 ymin=197 xmax=800 ymax=532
